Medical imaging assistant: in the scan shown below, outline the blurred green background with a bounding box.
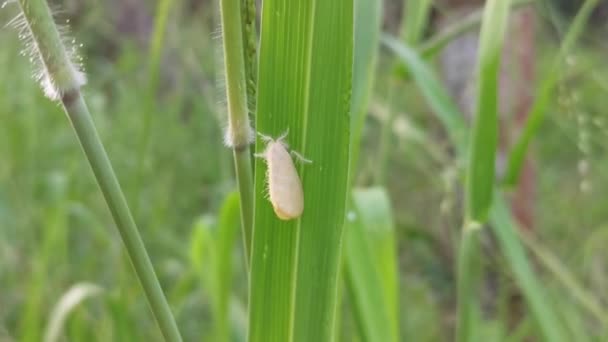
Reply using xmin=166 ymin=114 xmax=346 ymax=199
xmin=1 ymin=0 xmax=608 ymax=341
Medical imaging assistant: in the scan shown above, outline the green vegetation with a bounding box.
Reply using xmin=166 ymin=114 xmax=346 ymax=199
xmin=1 ymin=0 xmax=608 ymax=341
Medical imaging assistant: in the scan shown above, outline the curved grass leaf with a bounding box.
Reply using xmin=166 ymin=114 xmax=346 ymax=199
xmin=44 ymin=283 xmax=103 ymax=342
xmin=249 ymin=0 xmax=353 ymax=341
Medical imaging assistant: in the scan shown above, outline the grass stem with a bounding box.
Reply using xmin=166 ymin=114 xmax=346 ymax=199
xmin=220 ymin=0 xmax=254 ymax=266
xmin=17 ymin=1 xmax=182 ymax=340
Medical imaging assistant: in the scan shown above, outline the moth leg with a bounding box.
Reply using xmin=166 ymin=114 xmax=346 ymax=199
xmin=291 ymin=150 xmax=312 ymax=164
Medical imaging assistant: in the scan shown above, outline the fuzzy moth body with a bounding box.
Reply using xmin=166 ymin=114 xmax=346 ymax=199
xmin=258 ymin=132 xmax=305 ymax=220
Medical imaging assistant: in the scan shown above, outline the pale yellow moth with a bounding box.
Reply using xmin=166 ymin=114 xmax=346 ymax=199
xmin=257 ymin=131 xmax=310 ymax=220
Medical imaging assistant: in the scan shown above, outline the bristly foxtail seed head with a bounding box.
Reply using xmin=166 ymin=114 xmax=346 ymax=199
xmin=10 ymin=0 xmax=87 ymax=101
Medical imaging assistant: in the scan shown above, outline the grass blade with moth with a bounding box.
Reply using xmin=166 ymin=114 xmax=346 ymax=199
xmin=249 ymin=0 xmax=353 ymax=341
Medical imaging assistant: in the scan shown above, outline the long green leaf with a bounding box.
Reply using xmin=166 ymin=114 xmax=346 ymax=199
xmin=249 ymin=0 xmax=353 ymax=341
xmin=345 ymin=188 xmax=398 ymax=342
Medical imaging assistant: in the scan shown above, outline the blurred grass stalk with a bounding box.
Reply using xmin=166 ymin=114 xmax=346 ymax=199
xmin=376 ymin=0 xmax=432 ymax=184
xmin=458 ymin=0 xmax=510 ymax=340
xmin=219 ymin=0 xmax=254 ymax=265
xmin=420 ymin=0 xmax=535 ymax=58
xmin=15 ymin=1 xmax=182 ymax=341
xmin=504 ymin=0 xmax=600 ymax=186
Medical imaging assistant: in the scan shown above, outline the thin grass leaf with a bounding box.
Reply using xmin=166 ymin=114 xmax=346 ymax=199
xmin=249 ymin=0 xmax=353 ymax=341
xmin=490 ymin=195 xmax=565 ymax=342
xmin=521 ymin=232 xmax=608 ymax=327
xmin=345 ymin=187 xmax=399 ymax=342
xmin=381 ymin=36 xmax=468 ymax=157
xmin=350 ymin=0 xmax=382 ymax=180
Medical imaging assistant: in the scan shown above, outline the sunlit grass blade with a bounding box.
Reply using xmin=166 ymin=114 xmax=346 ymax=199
xmin=503 ymin=0 xmax=600 ymax=186
xmin=44 ymin=283 xmax=103 ymax=342
xmin=249 ymin=0 xmax=353 ymax=341
xmin=345 ymin=187 xmax=398 ymax=342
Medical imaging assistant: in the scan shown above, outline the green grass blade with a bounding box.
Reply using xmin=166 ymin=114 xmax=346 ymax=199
xmin=350 ymin=0 xmax=382 ymax=180
xmin=465 ymin=0 xmax=510 ymax=223
xmin=249 ymin=0 xmax=353 ymax=341
xmin=345 ymin=187 xmax=399 ymax=342
xmin=503 ymin=0 xmax=600 ymax=186
xmin=381 ymin=36 xmax=468 ymax=157
xmin=490 ymin=195 xmax=565 ymax=342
